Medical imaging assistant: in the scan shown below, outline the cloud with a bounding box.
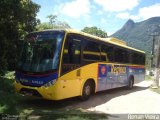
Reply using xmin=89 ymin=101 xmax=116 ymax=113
xmin=119 ymin=3 xmax=160 ymax=20
xmin=101 ymin=18 xmax=107 ymax=23
xmin=98 ymin=10 xmax=103 ymax=15
xmin=116 ymin=12 xmax=130 ymax=19
xmin=107 ymin=31 xmax=114 ymax=36
xmin=116 ymin=4 xmax=160 ymax=21
xmin=59 ymin=0 xmax=90 ymax=18
xmin=138 ymin=3 xmax=160 ymax=19
xmin=94 ymin=0 xmax=140 ymax=12
xmin=86 ymin=24 xmax=93 ymax=27
xmin=116 ymin=12 xmax=140 ymax=20
xmin=129 ymin=15 xmax=140 ymax=20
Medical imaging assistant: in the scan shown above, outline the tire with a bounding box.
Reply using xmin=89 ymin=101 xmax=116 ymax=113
xmin=80 ymin=81 xmax=92 ymax=100
xmin=127 ymin=77 xmax=134 ymax=89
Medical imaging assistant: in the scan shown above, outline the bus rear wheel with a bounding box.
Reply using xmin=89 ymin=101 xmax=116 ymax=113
xmin=127 ymin=77 xmax=134 ymax=89
xmin=80 ymin=81 xmax=92 ymax=100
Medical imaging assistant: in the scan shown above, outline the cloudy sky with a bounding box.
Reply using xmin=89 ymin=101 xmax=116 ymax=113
xmin=33 ymin=0 xmax=160 ymax=35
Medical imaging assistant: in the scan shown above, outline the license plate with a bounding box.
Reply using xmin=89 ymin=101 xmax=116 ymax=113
xmin=25 ymin=92 xmax=33 ymax=96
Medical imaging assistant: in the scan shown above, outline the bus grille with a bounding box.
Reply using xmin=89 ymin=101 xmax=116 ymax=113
xmin=20 ymin=88 xmax=42 ymax=97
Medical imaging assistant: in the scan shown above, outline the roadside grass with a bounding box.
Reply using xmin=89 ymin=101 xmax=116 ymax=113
xmin=0 ymin=72 xmax=108 ymax=120
xmin=145 ymin=75 xmax=160 ymax=94
xmin=0 ymin=72 xmax=22 ymax=114
xmin=26 ymin=109 xmax=108 ymax=120
xmin=145 ymin=75 xmax=153 ymax=81
xmin=151 ymin=87 xmax=160 ymax=94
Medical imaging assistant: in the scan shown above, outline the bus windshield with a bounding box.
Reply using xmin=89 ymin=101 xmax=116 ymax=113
xmin=17 ymin=31 xmax=65 ymax=73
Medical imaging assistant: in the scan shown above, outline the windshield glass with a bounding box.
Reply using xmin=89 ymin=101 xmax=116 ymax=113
xmin=17 ymin=31 xmax=65 ymax=73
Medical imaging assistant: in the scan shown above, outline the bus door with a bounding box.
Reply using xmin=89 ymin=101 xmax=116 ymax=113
xmin=61 ymin=34 xmax=82 ymax=75
xmin=60 ymin=34 xmax=82 ymax=98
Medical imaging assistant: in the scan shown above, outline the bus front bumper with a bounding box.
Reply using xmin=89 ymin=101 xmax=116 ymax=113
xmin=14 ymin=82 xmax=58 ymax=100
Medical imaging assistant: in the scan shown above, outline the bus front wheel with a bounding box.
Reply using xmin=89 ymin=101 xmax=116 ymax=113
xmin=80 ymin=81 xmax=92 ymax=100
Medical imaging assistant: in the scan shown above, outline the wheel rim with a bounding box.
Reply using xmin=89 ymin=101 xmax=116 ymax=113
xmin=130 ymin=80 xmax=133 ymax=88
xmin=85 ymin=85 xmax=91 ymax=96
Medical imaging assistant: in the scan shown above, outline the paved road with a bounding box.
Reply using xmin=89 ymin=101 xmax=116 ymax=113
xmin=20 ymin=80 xmax=160 ymax=120
xmin=65 ymin=81 xmax=160 ymax=114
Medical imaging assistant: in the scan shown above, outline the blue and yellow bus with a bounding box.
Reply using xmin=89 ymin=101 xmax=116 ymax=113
xmin=14 ymin=29 xmax=145 ymax=100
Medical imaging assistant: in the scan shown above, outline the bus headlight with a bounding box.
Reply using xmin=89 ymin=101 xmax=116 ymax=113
xmin=44 ymin=79 xmax=56 ymax=88
xmin=15 ymin=79 xmax=20 ymax=83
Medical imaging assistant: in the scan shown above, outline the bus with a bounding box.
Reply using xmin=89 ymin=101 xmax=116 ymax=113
xmin=14 ymin=29 xmax=145 ymax=100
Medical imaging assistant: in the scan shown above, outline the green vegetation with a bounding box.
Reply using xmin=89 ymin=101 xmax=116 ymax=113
xmin=1 ymin=0 xmax=157 ymax=118
xmin=81 ymin=26 xmax=107 ymax=38
xmin=36 ymin=15 xmax=71 ymax=31
xmin=0 ymin=1 xmax=108 ymax=118
xmin=0 ymin=72 xmax=108 ymax=120
xmin=112 ymin=17 xmax=160 ymax=53
xmin=0 ymin=0 xmax=40 ymax=75
xmin=145 ymin=75 xmax=153 ymax=81
xmin=0 ymin=0 xmax=107 ymax=75
xmin=112 ymin=17 xmax=160 ymax=69
xmin=0 ymin=1 xmax=71 ymax=75
xmin=29 ymin=109 xmax=108 ymax=120
xmin=151 ymin=87 xmax=160 ymax=94
xmin=0 ymin=72 xmax=20 ymax=114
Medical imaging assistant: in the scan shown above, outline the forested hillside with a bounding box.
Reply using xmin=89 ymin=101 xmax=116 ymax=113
xmin=112 ymin=17 xmax=160 ymax=54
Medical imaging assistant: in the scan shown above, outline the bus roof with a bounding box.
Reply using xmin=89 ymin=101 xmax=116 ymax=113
xmin=65 ymin=29 xmax=145 ymax=54
xmin=39 ymin=29 xmax=145 ymax=54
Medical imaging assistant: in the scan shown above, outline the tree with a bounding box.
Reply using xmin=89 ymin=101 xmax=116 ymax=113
xmin=56 ymin=21 xmax=71 ymax=29
xmin=36 ymin=15 xmax=71 ymax=31
xmin=81 ymin=26 xmax=107 ymax=38
xmin=36 ymin=22 xmax=55 ymax=31
xmin=47 ymin=15 xmax=57 ymax=25
xmin=0 ymin=0 xmax=40 ymax=74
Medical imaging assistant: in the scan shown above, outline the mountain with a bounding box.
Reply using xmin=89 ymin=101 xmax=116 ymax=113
xmin=111 ymin=17 xmax=160 ymax=53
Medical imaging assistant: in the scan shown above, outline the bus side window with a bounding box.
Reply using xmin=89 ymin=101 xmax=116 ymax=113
xmin=122 ymin=49 xmax=130 ymax=63
xmin=83 ymin=40 xmax=101 ymax=61
xmin=131 ymin=52 xmax=145 ymax=65
xmin=101 ymin=44 xmax=109 ymax=62
xmin=102 ymin=45 xmax=114 ymax=62
xmin=132 ymin=52 xmax=140 ymax=64
xmin=139 ymin=53 xmax=145 ymax=65
xmin=69 ymin=39 xmax=81 ymax=64
xmin=141 ymin=54 xmax=145 ymax=65
xmin=115 ymin=47 xmax=129 ymax=63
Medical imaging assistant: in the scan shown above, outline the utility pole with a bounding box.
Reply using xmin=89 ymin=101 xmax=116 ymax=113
xmin=150 ymin=34 xmax=160 ymax=88
xmin=151 ymin=35 xmax=155 ymax=68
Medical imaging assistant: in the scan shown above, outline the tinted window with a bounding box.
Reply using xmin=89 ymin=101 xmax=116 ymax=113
xmin=62 ymin=34 xmax=82 ymax=74
xmin=132 ymin=52 xmax=139 ymax=64
xmin=63 ymin=35 xmax=81 ymax=64
xmin=123 ymin=49 xmax=130 ymax=63
xmin=101 ymin=44 xmax=114 ymax=62
xmin=115 ymin=48 xmax=130 ymax=63
xmin=141 ymin=54 xmax=145 ymax=65
xmin=83 ymin=39 xmax=100 ymax=61
xmin=132 ymin=52 xmax=145 ymax=65
xmin=115 ymin=48 xmax=123 ymax=63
